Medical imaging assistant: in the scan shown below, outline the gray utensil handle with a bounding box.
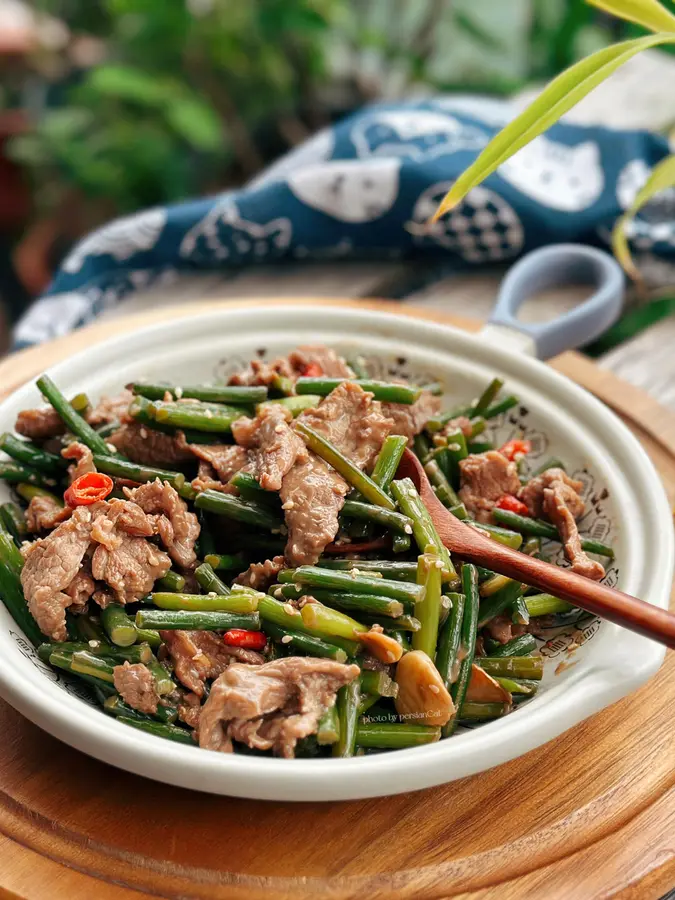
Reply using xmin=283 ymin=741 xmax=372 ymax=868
xmin=486 ymin=244 xmax=625 ymax=360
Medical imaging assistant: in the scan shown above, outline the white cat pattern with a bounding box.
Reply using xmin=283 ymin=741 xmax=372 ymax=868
xmin=407 ymin=180 xmax=524 ymax=263
xmin=61 ymin=208 xmax=167 ymax=274
xmin=352 ymin=110 xmax=487 ymax=161
xmin=287 ymin=158 xmax=401 ymax=223
xmin=180 ymin=200 xmax=292 ymax=263
xmin=498 ymin=137 xmax=604 ymax=212
xmin=248 ymin=127 xmax=335 ymax=189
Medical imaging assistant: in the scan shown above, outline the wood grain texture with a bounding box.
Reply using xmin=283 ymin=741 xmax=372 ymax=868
xmin=0 ymin=300 xmax=674 ymax=900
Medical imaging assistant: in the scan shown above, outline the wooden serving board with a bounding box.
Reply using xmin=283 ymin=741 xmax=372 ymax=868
xmin=0 ymin=300 xmax=674 ymax=900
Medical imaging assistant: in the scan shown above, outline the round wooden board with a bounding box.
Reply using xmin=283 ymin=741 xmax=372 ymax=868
xmin=0 ymin=299 xmax=674 ymax=900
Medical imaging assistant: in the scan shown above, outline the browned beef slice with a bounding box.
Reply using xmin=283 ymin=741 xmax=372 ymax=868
xmin=26 ymin=494 xmax=71 ymax=533
xmin=64 ymin=563 xmax=96 ymax=613
xmin=288 ymin=345 xmax=352 ymax=378
xmin=15 ymin=407 xmax=64 ymax=440
xmin=62 ymin=441 xmax=96 ymax=481
xmin=125 ymin=480 xmax=200 ymax=567
xmin=90 ymin=499 xmax=171 ymax=603
xmin=108 ymin=422 xmax=193 ymax=467
xmin=441 ymin=415 xmax=473 ymax=439
xmin=227 ymin=344 xmax=352 ymax=386
xmin=20 ymin=506 xmax=95 ymax=640
xmin=518 ymin=468 xmax=584 ymax=518
xmin=234 ymin=556 xmax=285 ymax=591
xmin=198 ymin=657 xmax=360 ymax=758
xmin=161 ymin=630 xmax=265 ymax=697
xmin=113 ymin=661 xmax=159 ymax=714
xmin=299 ymin=382 xmax=392 ymax=469
xmin=483 ymin=614 xmax=526 ymax=645
xmin=177 ymin=691 xmax=202 ymax=730
xmin=543 ymin=483 xmax=605 ymax=581
xmin=191 ymin=460 xmax=238 ymax=494
xmin=280 ymin=455 xmax=348 ymax=566
xmin=179 ymin=440 xmax=248 ymax=483
xmin=458 ymin=450 xmax=521 ymax=523
xmin=87 ymin=389 xmax=134 ymax=426
xmin=381 ymin=391 xmax=441 ymax=443
xmin=232 ymin=405 xmax=306 ymax=491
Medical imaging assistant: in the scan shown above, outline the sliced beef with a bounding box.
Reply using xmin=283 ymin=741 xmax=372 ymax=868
xmin=543 ymin=483 xmax=605 ymax=580
xmin=232 ymin=405 xmax=306 ymax=491
xmin=518 ymin=468 xmax=584 ymax=519
xmin=441 ymin=415 xmax=473 ymax=439
xmin=126 ymin=480 xmax=200 ymax=568
xmin=227 ymin=344 xmax=352 ymax=386
xmin=484 ymin=614 xmax=526 ymax=645
xmin=381 ymin=391 xmax=441 ymax=443
xmin=87 ymin=389 xmax=134 ymax=426
xmin=177 ymin=691 xmax=202 ymax=730
xmin=198 ymin=657 xmax=360 ymax=757
xmin=113 ymin=661 xmax=159 ymax=715
xmin=287 ymin=345 xmax=352 ymax=378
xmin=161 ymin=630 xmax=265 ymax=697
xmin=234 ymin=556 xmax=285 ymax=591
xmin=278 ymin=383 xmax=391 ymax=566
xmin=191 ymin=460 xmax=238 ymax=494
xmin=280 ymin=455 xmax=348 ymax=566
xmin=299 ymin=382 xmax=392 ymax=469
xmin=25 ymin=494 xmax=71 ymax=533
xmin=15 ymin=407 xmax=64 ymax=440
xmin=20 ymin=506 xmax=95 ymax=640
xmin=458 ymin=450 xmax=521 ymax=523
xmin=62 ymin=441 xmax=96 ymax=481
xmin=64 ymin=564 xmax=96 ymax=613
xmin=179 ymin=440 xmax=248 ymax=484
xmin=90 ymin=499 xmax=171 ymax=603
xmin=107 ymin=422 xmax=193 ymax=467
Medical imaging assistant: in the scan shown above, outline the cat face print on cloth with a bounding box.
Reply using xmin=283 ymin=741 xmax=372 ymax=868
xmin=498 ymin=136 xmax=604 ymax=212
xmin=61 ymin=208 xmax=167 ymax=274
xmin=351 ymin=110 xmax=488 ymax=161
xmin=287 ymin=158 xmax=401 ymax=222
xmin=407 ymin=180 xmax=524 ymax=262
xmin=180 ymin=200 xmax=292 ymax=263
xmin=248 ymin=127 xmax=335 ymax=189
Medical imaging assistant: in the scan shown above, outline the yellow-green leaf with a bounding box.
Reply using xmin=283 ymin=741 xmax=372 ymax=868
xmin=612 ymin=153 xmax=675 ymax=281
xmin=432 ymin=33 xmax=675 ymax=221
xmin=586 ymin=0 xmax=675 ymax=34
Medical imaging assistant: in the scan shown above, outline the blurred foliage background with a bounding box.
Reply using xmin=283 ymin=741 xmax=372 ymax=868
xmin=0 ymin=0 xmax=668 ymax=301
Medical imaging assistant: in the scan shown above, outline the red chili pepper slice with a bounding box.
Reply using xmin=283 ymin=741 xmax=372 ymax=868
xmin=223 ymin=629 xmax=267 ymax=651
xmin=499 ymin=438 xmax=532 ymax=461
xmin=301 ymin=361 xmax=323 ymax=377
xmin=64 ymin=472 xmax=114 ymax=507
xmin=495 ymin=494 xmax=530 ymax=516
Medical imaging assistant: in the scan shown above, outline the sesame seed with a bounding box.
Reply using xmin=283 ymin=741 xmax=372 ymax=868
xmin=435 ymin=559 xmax=444 ymax=568
xmin=274 ymin=587 xmax=284 ymax=599
xmin=208 ymin=591 xmax=217 ymax=597
xmin=106 ymin=442 xmax=117 ymax=453
xmin=407 ymin=488 xmax=416 ymax=498
xmin=428 ymin=684 xmax=440 ymax=694
xmin=281 ymin=500 xmax=295 ymax=510
xmin=175 ymin=387 xmax=183 ymax=399
xmin=283 ymin=603 xmax=299 ymax=616
xmin=274 ymin=424 xmax=285 ymax=434
xmin=281 ymin=635 xmax=293 ymax=644
xmin=88 ymin=640 xmax=99 ymax=648
xmin=139 ymin=428 xmax=148 ymax=439
xmin=404 ymin=524 xmax=412 ymax=534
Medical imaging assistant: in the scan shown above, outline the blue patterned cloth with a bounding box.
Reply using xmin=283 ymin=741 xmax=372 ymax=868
xmin=14 ymin=95 xmax=673 ymax=348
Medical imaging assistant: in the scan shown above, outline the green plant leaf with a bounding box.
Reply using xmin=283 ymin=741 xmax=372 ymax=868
xmin=612 ymin=153 xmax=675 ymax=281
xmin=85 ymin=65 xmax=170 ymax=107
xmin=432 ymin=33 xmax=675 ymax=220
xmin=164 ymin=98 xmax=223 ymax=153
xmin=586 ymin=0 xmax=675 ymax=34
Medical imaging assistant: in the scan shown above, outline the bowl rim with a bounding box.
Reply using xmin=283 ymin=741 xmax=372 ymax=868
xmin=0 ymin=303 xmax=670 ymax=801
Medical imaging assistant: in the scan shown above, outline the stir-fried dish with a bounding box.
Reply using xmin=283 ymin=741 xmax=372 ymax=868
xmin=0 ymin=346 xmax=614 ymax=757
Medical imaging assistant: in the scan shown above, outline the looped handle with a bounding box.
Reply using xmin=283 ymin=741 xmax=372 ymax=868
xmin=487 ymin=244 xmax=625 ymax=360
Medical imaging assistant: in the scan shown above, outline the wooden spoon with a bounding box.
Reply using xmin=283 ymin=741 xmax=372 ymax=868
xmin=397 ymin=448 xmax=675 ymax=648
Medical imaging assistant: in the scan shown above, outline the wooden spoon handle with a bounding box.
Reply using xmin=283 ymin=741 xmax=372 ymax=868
xmin=455 ymin=529 xmax=675 ymax=648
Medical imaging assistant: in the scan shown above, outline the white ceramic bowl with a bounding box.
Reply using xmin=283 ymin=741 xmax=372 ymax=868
xmin=0 ymin=304 xmax=671 ymax=801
